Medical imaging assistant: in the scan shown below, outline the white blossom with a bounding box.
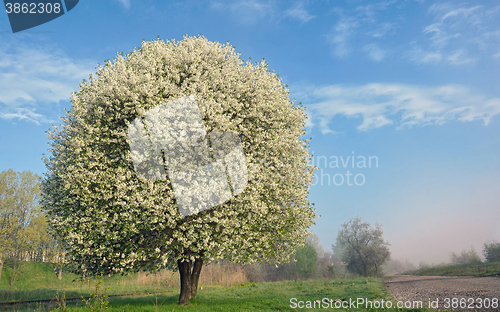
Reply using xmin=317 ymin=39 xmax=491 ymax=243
xmin=41 ymin=35 xmax=316 ymax=275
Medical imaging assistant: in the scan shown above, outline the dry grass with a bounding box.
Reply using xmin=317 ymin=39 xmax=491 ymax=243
xmin=199 ymin=261 xmax=247 ymax=286
xmin=135 ymin=269 xmax=179 ymax=287
xmin=133 ymin=261 xmax=248 ymax=288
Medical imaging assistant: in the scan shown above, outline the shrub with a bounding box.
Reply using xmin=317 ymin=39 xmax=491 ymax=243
xmin=483 ymin=241 xmax=500 ymax=263
xmin=450 ymin=246 xmax=482 ymax=265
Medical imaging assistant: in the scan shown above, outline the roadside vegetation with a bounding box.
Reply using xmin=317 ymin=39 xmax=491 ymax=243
xmin=405 ymin=243 xmax=500 ymax=277
xmin=404 ymin=261 xmax=500 ymax=277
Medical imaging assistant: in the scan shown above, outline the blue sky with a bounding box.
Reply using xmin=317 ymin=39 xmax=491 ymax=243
xmin=1 ymin=0 xmax=499 ymax=264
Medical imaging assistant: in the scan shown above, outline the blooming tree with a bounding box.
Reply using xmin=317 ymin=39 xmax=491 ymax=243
xmin=42 ymin=35 xmax=316 ymax=305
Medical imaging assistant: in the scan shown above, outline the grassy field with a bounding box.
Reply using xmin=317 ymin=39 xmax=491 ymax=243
xmin=0 ymin=260 xmax=179 ymax=303
xmin=404 ymin=261 xmax=500 ymax=277
xmin=3 ymin=278 xmax=441 ymax=311
xmin=1 ymin=260 xmax=445 ymax=311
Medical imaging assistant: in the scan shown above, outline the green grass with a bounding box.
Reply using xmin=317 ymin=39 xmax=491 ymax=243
xmin=0 ymin=260 xmax=177 ymax=303
xmin=5 ymin=279 xmax=441 ymax=311
xmin=70 ymin=279 xmax=429 ymax=311
xmin=404 ymin=261 xmax=500 ymax=277
xmin=1 ymin=261 xmax=447 ymax=311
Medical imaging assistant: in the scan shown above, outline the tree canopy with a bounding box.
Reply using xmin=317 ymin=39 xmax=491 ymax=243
xmin=483 ymin=241 xmax=500 ymax=263
xmin=41 ymin=35 xmax=316 ymax=304
xmin=333 ymin=217 xmax=390 ymax=277
xmin=294 ymin=244 xmax=317 ymax=279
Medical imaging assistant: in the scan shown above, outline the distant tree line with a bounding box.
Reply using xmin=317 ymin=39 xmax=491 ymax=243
xmin=246 ymin=218 xmax=397 ymax=280
xmin=450 ymin=243 xmax=500 ymax=265
xmin=483 ymin=241 xmax=500 ymax=263
xmin=243 ymin=232 xmax=347 ymax=282
xmin=3 ymin=168 xmax=499 ymax=284
xmin=0 ymin=169 xmax=65 ymax=283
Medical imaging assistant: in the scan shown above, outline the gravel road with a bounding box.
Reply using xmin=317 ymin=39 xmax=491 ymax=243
xmin=383 ymin=275 xmax=500 ymax=311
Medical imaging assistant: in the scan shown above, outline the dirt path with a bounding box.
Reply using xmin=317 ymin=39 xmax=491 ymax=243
xmin=383 ymin=275 xmax=500 ymax=311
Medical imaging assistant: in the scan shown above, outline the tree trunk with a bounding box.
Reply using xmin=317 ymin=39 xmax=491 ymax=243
xmin=10 ymin=258 xmax=18 ymax=286
xmin=58 ymin=265 xmax=62 ymax=280
xmin=0 ymin=259 xmax=3 ymax=282
xmin=177 ymin=257 xmax=204 ymax=305
xmin=177 ymin=259 xmax=192 ymax=305
xmin=191 ymin=258 xmax=203 ymax=299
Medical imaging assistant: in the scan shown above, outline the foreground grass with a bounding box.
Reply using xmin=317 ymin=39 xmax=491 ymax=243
xmin=5 ymin=279 xmax=443 ymax=311
xmin=404 ymin=261 xmax=500 ymax=277
xmin=1 ymin=261 xmax=446 ymax=311
xmin=0 ymin=260 xmax=177 ymax=303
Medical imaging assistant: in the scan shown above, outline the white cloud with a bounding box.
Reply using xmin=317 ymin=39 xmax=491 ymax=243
xmin=303 ymin=83 xmax=500 ymax=133
xmin=431 ymin=3 xmax=482 ymax=24
xmin=419 ymin=52 xmax=442 ymax=63
xmin=325 ymin=2 xmax=499 ymax=65
xmin=409 ymin=3 xmax=500 ymax=66
xmin=325 ymin=2 xmax=397 ymax=61
xmin=422 ymin=22 xmax=457 ymax=49
xmin=354 ymin=1 xmax=395 ymax=19
xmin=0 ymin=108 xmax=48 ymax=124
xmin=0 ymin=40 xmax=95 ymax=124
xmin=363 ymin=44 xmax=387 ymax=61
xmin=326 ymin=17 xmax=360 ymax=58
xmin=406 ymin=44 xmax=477 ymax=66
xmin=446 ymin=49 xmax=476 ymax=65
xmin=406 ymin=45 xmax=442 ymax=64
xmin=369 ymin=22 xmax=396 ymax=38
xmin=284 ymin=2 xmax=315 ymax=24
xmin=116 ymin=0 xmax=130 ymax=9
xmin=210 ymin=0 xmax=275 ymax=24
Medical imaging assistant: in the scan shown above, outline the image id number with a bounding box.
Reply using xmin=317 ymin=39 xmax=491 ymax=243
xmin=443 ymin=297 xmax=499 ymax=309
xmin=5 ymin=2 xmax=61 ymax=14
